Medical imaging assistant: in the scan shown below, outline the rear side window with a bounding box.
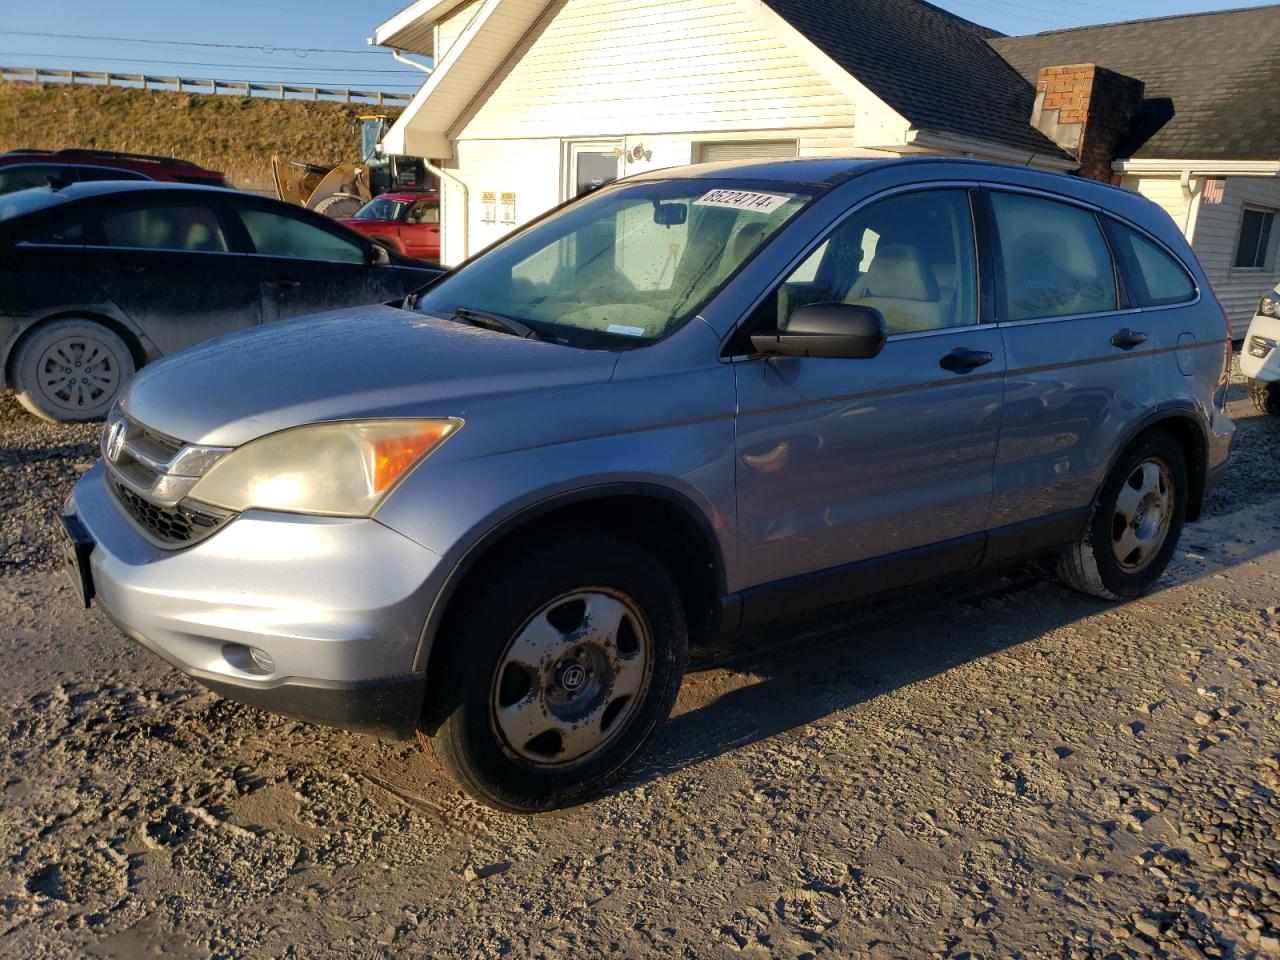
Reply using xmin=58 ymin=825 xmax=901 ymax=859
xmin=101 ymin=205 xmax=229 ymax=252
xmin=0 ymin=165 xmax=61 ymax=194
xmin=990 ymin=192 xmax=1117 ymax=321
xmin=1108 ymin=222 xmax=1196 ymax=306
xmin=239 ymin=207 xmax=365 ymax=263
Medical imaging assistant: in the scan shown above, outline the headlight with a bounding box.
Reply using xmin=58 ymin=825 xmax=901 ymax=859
xmin=188 ymin=419 xmax=460 ymax=517
xmin=1261 ymin=295 xmax=1280 ymax=319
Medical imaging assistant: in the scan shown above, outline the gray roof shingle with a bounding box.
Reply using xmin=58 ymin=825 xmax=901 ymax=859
xmin=991 ymin=6 xmax=1280 ymax=161
xmin=761 ymin=0 xmax=1071 ymax=158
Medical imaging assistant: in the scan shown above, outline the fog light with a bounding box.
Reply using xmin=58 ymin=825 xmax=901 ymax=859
xmin=1249 ymin=336 xmax=1276 ymax=359
xmin=222 ymin=642 xmax=275 ymax=675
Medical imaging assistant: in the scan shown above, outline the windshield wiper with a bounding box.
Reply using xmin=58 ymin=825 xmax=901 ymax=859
xmin=451 ymin=307 xmax=541 ymax=341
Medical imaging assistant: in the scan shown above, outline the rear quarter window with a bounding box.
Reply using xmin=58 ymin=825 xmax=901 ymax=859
xmin=1108 ymin=221 xmax=1196 ymax=307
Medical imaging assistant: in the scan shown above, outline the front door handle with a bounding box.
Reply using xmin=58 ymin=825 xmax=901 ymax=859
xmin=939 ymin=348 xmax=994 ymax=373
xmin=267 ymin=278 xmax=302 ymax=289
xmin=101 ymin=264 xmax=146 ymax=276
xmin=1111 ymin=328 xmax=1148 ymax=350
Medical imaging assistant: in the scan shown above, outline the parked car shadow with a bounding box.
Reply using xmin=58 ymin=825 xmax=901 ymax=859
xmin=623 ymin=498 xmax=1280 ymax=793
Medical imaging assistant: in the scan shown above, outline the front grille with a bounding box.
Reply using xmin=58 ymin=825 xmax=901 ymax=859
xmin=113 ymin=481 xmax=230 ymax=546
xmin=102 ymin=408 xmax=234 ymax=549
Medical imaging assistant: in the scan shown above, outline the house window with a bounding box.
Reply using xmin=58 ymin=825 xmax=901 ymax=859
xmin=1234 ymin=207 xmax=1276 ymax=270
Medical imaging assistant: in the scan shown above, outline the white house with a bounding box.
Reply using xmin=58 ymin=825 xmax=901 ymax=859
xmin=369 ymin=0 xmax=1279 ymax=334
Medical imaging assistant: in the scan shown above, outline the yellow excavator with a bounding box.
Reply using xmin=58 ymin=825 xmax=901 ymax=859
xmin=272 ymin=115 xmax=432 ymax=218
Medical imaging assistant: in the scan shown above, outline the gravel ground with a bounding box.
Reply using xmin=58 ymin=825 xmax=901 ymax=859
xmin=1 ymin=363 xmax=1278 ymax=958
xmin=0 ymin=393 xmax=97 ymax=575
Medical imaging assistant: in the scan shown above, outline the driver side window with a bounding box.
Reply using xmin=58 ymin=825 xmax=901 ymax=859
xmin=776 ymin=189 xmax=978 ymax=336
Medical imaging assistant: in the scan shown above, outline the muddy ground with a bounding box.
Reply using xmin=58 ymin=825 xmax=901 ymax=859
xmin=1 ymin=373 xmax=1278 ymax=959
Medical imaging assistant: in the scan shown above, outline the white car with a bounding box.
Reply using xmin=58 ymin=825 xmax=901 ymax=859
xmin=1241 ymin=282 xmax=1280 ymax=416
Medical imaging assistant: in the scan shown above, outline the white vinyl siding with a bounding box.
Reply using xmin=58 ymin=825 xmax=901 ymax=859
xmin=1121 ymin=174 xmax=1194 ymax=230
xmin=435 ymin=1 xmax=482 ymax=62
xmin=1189 ymin=177 xmax=1280 ymax=337
xmin=455 ymin=0 xmax=856 ymax=140
xmin=696 ymin=139 xmax=799 ymax=163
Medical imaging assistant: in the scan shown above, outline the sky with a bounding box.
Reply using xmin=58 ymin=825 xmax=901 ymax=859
xmin=0 ymin=0 xmax=1272 ymax=93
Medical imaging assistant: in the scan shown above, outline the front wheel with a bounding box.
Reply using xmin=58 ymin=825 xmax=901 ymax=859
xmin=1057 ymin=431 xmax=1188 ymax=600
xmin=425 ymin=533 xmax=688 ymax=813
xmin=1250 ymin=380 xmax=1280 ymax=416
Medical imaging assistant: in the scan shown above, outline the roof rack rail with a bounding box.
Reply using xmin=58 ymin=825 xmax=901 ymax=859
xmin=50 ymin=148 xmax=204 ymax=168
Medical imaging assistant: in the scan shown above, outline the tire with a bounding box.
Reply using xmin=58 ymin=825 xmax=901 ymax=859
xmin=425 ymin=533 xmax=688 ymax=813
xmin=12 ymin=319 xmax=135 ymax=422
xmin=1250 ymin=380 xmax=1280 ymax=416
xmin=1057 ymin=431 xmax=1188 ymax=600
xmin=313 ymin=192 xmax=364 ymax=219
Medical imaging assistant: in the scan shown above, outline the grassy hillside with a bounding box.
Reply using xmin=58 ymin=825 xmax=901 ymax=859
xmin=0 ymin=81 xmax=402 ymax=193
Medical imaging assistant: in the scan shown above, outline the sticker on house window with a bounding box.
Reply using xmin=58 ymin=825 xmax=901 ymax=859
xmin=694 ymin=189 xmax=790 ymax=214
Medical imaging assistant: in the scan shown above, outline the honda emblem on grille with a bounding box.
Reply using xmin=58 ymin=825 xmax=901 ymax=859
xmin=105 ymin=418 xmax=127 ymax=464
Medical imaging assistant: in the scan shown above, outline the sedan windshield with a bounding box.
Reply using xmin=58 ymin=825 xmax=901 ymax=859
xmin=415 ymin=179 xmax=813 ymax=346
xmin=353 ymin=198 xmax=407 ymax=221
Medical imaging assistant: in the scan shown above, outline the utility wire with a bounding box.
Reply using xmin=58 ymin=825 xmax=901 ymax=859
xmin=937 ymin=0 xmax=1075 ymax=28
xmin=0 ymin=30 xmax=390 ymax=57
xmin=0 ymin=52 xmax=423 ymax=75
xmin=4 ymin=68 xmax=425 ymax=89
xmin=202 ymin=0 xmax=388 ymax=24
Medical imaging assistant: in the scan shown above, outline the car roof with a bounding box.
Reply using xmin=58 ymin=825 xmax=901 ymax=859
xmin=630 ymin=155 xmax=1145 ymax=210
xmin=2 ymin=180 xmax=248 ymax=211
xmin=374 ymin=191 xmax=440 ymax=202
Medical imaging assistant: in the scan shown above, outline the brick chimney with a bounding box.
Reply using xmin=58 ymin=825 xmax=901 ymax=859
xmin=1031 ymin=64 xmax=1144 ymax=182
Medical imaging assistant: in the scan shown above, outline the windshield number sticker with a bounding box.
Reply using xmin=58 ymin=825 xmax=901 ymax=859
xmin=607 ymin=324 xmax=647 ymax=337
xmin=694 ymin=190 xmax=790 ymax=214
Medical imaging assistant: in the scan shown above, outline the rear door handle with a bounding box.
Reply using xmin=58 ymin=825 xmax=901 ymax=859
xmin=101 ymin=264 xmax=146 ymax=276
xmin=939 ymin=348 xmax=994 ymax=373
xmin=267 ymin=278 xmax=302 ymax=289
xmin=1111 ymin=328 xmax=1148 ymax=350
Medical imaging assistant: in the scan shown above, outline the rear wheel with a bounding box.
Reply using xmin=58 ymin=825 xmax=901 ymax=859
xmin=424 ymin=533 xmax=688 ymax=812
xmin=12 ymin=319 xmax=134 ymax=422
xmin=1250 ymin=380 xmax=1280 ymax=416
xmin=1057 ymin=431 xmax=1188 ymax=600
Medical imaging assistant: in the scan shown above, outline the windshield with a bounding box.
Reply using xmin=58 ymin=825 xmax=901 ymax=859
xmin=353 ymin=197 xmax=406 ymax=221
xmin=415 ymin=179 xmax=813 ymax=346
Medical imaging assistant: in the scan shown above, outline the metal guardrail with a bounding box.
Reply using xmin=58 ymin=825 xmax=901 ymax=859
xmin=0 ymin=65 xmax=413 ymax=106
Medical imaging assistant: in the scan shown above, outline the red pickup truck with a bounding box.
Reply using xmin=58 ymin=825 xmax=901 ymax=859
xmin=338 ymin=192 xmax=441 ymax=262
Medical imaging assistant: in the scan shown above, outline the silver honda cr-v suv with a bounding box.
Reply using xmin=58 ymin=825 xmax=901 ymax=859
xmin=61 ymin=158 xmax=1234 ymax=812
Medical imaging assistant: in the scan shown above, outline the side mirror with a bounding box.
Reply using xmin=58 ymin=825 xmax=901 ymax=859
xmin=751 ymin=303 xmax=886 ymax=360
xmin=367 ymin=243 xmax=391 ymax=267
xmin=653 ymin=202 xmax=688 ymax=226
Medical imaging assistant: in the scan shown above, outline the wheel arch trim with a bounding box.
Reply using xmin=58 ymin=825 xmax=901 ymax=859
xmin=1095 ymin=402 xmax=1211 ymax=522
xmin=410 ymin=481 xmax=728 ymax=674
xmin=2 ymin=309 xmax=152 ymax=390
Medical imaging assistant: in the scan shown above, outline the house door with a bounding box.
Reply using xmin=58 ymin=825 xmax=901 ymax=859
xmin=565 ymin=140 xmax=623 ymax=199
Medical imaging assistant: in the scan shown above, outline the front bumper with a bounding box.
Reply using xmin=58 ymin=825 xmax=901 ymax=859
xmin=1240 ymin=314 xmax=1280 ymax=381
xmin=67 ymin=462 xmax=448 ymax=739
